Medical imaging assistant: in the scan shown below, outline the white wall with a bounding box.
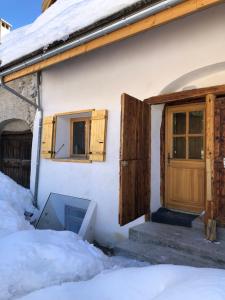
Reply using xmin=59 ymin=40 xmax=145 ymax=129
xmin=32 ymin=3 xmax=225 ymax=246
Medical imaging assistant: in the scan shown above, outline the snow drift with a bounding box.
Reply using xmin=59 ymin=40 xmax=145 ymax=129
xmin=0 ymin=172 xmax=34 ymax=233
xmin=0 ymin=172 xmax=142 ymax=299
xmin=0 ymin=0 xmax=140 ymax=66
xmin=19 ymin=265 xmax=225 ymax=300
xmin=0 ymin=230 xmax=108 ymax=300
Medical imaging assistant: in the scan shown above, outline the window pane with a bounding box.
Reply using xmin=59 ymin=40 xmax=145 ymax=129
xmin=189 ymin=137 xmax=204 ymax=159
xmin=173 ymin=137 xmax=186 ymax=159
xmin=189 ymin=111 xmax=203 ymax=134
xmin=73 ymin=121 xmax=85 ymax=155
xmin=173 ymin=112 xmax=186 ymax=134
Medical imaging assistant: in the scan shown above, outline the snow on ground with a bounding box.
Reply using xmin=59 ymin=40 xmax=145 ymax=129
xmin=0 ymin=230 xmax=109 ymax=300
xmin=0 ymin=0 xmax=140 ymax=66
xmin=0 ymin=172 xmax=145 ymax=300
xmin=18 ymin=265 xmax=225 ymax=300
xmin=0 ymin=172 xmax=35 ymax=233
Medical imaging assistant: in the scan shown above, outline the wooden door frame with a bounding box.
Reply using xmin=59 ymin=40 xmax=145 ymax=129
xmin=144 ymin=87 xmax=220 ymax=225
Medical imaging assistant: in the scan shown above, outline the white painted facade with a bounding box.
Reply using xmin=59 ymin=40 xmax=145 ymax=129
xmin=31 ymin=3 xmax=225 ymax=246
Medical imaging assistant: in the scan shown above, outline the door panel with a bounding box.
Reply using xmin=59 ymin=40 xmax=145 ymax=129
xmin=165 ymin=103 xmax=205 ymax=214
xmin=215 ymin=98 xmax=225 ymax=223
xmin=0 ymin=131 xmax=32 ymax=188
xmin=119 ymin=93 xmax=150 ymax=226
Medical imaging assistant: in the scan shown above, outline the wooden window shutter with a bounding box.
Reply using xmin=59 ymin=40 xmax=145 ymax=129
xmin=119 ymin=93 xmax=151 ymax=226
xmin=90 ymin=110 xmax=108 ymax=161
xmin=41 ymin=116 xmax=56 ymax=159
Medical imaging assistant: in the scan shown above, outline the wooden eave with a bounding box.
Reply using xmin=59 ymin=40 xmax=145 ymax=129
xmin=2 ymin=0 xmax=223 ymax=83
xmin=42 ymin=0 xmax=56 ymax=12
xmin=144 ymin=84 xmax=225 ymax=105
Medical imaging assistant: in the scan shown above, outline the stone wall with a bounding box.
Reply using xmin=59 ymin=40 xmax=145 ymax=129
xmin=0 ymin=74 xmax=37 ymax=132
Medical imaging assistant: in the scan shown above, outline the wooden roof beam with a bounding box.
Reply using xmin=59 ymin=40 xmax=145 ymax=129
xmin=144 ymin=84 xmax=225 ymax=105
xmin=42 ymin=0 xmax=56 ymax=12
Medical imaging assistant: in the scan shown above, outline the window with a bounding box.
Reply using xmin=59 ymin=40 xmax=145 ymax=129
xmin=41 ymin=109 xmax=107 ymax=162
xmin=70 ymin=118 xmax=90 ymax=159
xmin=172 ymin=108 xmax=205 ymax=160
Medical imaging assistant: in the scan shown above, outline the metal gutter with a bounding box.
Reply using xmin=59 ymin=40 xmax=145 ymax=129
xmin=0 ymin=0 xmax=184 ymax=78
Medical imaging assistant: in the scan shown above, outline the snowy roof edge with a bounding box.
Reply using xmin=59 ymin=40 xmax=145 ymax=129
xmin=0 ymin=0 xmax=159 ymax=70
xmin=0 ymin=0 xmax=222 ymax=80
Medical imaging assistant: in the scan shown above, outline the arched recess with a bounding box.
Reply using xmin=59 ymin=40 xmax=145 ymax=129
xmin=0 ymin=119 xmax=33 ymax=188
xmin=160 ymin=61 xmax=225 ymax=95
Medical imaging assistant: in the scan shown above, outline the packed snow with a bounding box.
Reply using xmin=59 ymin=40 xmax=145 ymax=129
xmin=0 ymin=0 xmax=140 ymax=66
xmin=0 ymin=172 xmax=35 ymax=234
xmin=0 ymin=171 xmax=225 ymax=300
xmin=0 ymin=230 xmax=109 ymax=300
xmin=18 ymin=265 xmax=225 ymax=300
xmin=0 ymin=172 xmax=145 ymax=299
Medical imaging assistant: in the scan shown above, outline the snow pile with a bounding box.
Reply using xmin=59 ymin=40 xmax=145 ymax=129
xmin=0 ymin=230 xmax=108 ymax=300
xmin=0 ymin=172 xmax=145 ymax=300
xmin=19 ymin=265 xmax=225 ymax=300
xmin=0 ymin=0 xmax=139 ymax=66
xmin=0 ymin=172 xmax=35 ymax=233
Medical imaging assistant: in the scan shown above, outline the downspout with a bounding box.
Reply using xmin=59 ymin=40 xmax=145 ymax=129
xmin=0 ymin=75 xmax=43 ymax=208
xmin=33 ymin=72 xmax=43 ymax=208
xmin=0 ymin=0 xmax=184 ymax=78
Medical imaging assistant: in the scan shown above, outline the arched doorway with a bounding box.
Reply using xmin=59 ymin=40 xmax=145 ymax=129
xmin=0 ymin=119 xmax=33 ymax=188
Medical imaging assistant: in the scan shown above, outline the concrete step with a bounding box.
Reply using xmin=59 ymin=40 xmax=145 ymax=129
xmin=114 ymin=239 xmax=225 ymax=269
xmin=129 ymin=222 xmax=225 ymax=265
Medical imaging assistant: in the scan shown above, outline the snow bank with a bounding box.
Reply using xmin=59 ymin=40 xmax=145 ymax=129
xmin=0 ymin=172 xmax=145 ymax=300
xmin=0 ymin=0 xmax=139 ymax=66
xmin=0 ymin=172 xmax=35 ymax=232
xmin=0 ymin=230 xmax=108 ymax=300
xmin=19 ymin=265 xmax=225 ymax=300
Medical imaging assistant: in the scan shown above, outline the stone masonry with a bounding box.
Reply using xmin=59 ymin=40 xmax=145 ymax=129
xmin=0 ymin=74 xmax=37 ymax=132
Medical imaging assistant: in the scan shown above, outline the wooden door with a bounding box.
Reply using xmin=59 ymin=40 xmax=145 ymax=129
xmin=119 ymin=93 xmax=150 ymax=225
xmin=165 ymin=103 xmax=205 ymax=213
xmin=215 ymin=98 xmax=225 ymax=224
xmin=0 ymin=131 xmax=32 ymax=188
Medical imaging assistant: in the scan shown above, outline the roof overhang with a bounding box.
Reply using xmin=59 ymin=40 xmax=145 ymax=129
xmin=1 ymin=0 xmax=223 ymax=83
xmin=42 ymin=0 xmax=56 ymax=12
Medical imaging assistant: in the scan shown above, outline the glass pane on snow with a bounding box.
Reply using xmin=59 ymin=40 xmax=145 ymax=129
xmin=36 ymin=193 xmax=90 ymax=234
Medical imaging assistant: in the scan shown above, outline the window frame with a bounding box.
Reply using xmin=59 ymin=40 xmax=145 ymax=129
xmin=70 ymin=117 xmax=91 ymax=160
xmin=169 ymin=104 xmax=205 ymax=161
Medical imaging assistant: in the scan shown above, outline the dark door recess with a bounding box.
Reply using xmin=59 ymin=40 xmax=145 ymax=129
xmin=0 ymin=130 xmax=32 ymax=188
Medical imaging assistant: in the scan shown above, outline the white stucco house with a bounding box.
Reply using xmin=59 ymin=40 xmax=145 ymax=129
xmin=1 ymin=0 xmax=225 ymax=248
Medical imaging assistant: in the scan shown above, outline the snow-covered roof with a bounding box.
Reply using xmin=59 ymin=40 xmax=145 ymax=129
xmin=0 ymin=0 xmax=148 ymax=67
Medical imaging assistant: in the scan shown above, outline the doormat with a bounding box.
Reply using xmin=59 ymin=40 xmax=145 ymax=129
xmin=151 ymin=207 xmax=197 ymax=228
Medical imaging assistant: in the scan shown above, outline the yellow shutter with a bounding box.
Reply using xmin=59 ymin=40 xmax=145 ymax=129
xmin=90 ymin=110 xmax=108 ymax=161
xmin=41 ymin=116 xmax=56 ymax=159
